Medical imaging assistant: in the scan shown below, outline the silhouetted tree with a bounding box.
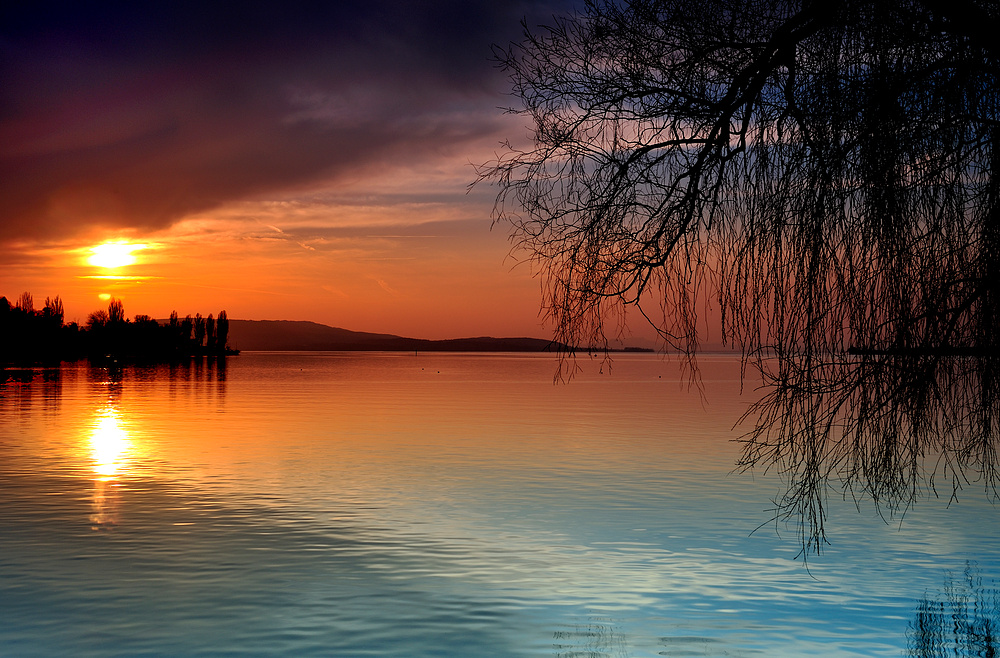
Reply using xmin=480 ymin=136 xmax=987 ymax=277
xmin=107 ymin=298 xmax=125 ymax=325
xmin=181 ymin=314 xmax=194 ymax=348
xmin=86 ymin=310 xmax=109 ymax=329
xmin=42 ymin=296 xmax=64 ymax=325
xmin=480 ymin=0 xmax=1000 ymax=554
xmin=0 ymin=296 xmax=18 ymax=362
xmin=193 ymin=313 xmax=206 ymax=349
xmin=15 ymin=292 xmax=33 ymax=314
xmin=216 ymin=310 xmax=230 ymax=352
xmin=2 ymin=292 xmax=237 ymax=363
xmin=0 ymin=292 xmax=76 ymax=362
xmin=167 ymin=310 xmax=181 ymax=351
xmin=205 ymin=313 xmax=216 ymax=352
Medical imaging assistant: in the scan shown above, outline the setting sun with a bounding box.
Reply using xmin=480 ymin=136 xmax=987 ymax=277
xmin=88 ymin=242 xmax=146 ymax=269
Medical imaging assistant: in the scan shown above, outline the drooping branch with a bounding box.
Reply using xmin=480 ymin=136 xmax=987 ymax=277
xmin=477 ymin=0 xmax=1000 ymax=555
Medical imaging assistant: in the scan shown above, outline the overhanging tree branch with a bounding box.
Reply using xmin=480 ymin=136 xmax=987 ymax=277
xmin=476 ymin=0 xmax=1000 ymax=556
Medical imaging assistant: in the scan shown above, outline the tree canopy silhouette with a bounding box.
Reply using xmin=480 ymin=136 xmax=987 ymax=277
xmin=479 ymin=0 xmax=1000 ymax=554
xmin=1 ymin=293 xmax=236 ymax=364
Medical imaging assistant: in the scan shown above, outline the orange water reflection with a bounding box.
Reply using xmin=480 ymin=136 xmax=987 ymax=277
xmin=90 ymin=407 xmax=132 ymax=478
xmin=87 ymin=405 xmax=133 ymax=529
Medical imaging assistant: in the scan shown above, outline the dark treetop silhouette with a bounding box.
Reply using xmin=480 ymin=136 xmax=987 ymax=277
xmin=0 ymin=293 xmax=235 ymax=364
xmin=478 ymin=0 xmax=1000 ymax=554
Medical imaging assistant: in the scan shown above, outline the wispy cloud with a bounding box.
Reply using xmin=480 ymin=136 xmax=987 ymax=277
xmin=375 ymin=278 xmax=400 ymax=296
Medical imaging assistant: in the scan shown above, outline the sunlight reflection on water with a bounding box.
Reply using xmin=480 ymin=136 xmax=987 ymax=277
xmin=0 ymin=353 xmax=998 ymax=657
xmin=86 ymin=405 xmax=133 ymax=530
xmin=89 ymin=407 xmax=131 ymax=479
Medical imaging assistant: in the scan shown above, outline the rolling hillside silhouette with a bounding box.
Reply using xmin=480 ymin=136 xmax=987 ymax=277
xmin=227 ymin=320 xmax=569 ymax=352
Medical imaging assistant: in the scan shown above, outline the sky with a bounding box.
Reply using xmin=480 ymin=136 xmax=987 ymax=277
xmin=0 ymin=0 xmax=619 ymax=341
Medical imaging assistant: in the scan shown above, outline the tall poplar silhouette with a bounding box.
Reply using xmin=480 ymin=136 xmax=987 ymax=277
xmin=193 ymin=313 xmax=206 ymax=349
xmin=206 ymin=313 xmax=216 ymax=352
xmin=216 ymin=310 xmax=230 ymax=353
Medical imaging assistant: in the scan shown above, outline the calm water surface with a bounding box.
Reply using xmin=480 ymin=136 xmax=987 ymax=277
xmin=1 ymin=352 xmax=997 ymax=656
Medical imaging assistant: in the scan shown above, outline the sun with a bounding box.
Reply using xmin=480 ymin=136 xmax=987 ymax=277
xmin=88 ymin=242 xmax=146 ymax=269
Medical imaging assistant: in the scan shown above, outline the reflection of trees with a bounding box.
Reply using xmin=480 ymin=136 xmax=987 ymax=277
xmin=478 ymin=0 xmax=1000 ymax=554
xmin=908 ymin=564 xmax=1000 ymax=657
xmin=0 ymin=367 xmax=63 ymax=414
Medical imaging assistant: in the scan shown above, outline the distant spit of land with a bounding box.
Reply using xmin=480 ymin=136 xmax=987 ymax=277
xmin=3 ymin=293 xmax=656 ymax=366
xmin=226 ymin=319 xmax=652 ymax=353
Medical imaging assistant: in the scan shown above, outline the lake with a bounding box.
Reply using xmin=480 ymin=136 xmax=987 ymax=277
xmin=2 ymin=352 xmax=998 ymax=656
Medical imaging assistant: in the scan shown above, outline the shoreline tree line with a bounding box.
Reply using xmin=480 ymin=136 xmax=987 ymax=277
xmin=0 ymin=292 xmax=236 ymax=365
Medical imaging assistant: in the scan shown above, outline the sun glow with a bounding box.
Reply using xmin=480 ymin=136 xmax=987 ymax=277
xmin=88 ymin=242 xmax=146 ymax=269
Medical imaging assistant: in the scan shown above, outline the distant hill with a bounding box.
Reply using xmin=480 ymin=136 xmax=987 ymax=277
xmin=227 ymin=320 xmax=567 ymax=352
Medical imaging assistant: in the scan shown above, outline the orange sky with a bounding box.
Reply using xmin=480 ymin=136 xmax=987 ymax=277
xmin=2 ymin=131 xmax=552 ymax=340
xmin=2 ymin=2 xmax=625 ymax=342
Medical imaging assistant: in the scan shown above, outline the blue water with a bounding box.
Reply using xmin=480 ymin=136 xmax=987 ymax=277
xmin=1 ymin=352 xmax=997 ymax=656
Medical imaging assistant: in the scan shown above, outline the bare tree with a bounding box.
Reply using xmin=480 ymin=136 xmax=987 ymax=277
xmin=42 ymin=296 xmax=64 ymax=325
xmin=216 ymin=310 xmax=230 ymax=353
xmin=479 ymin=0 xmax=1000 ymax=554
xmin=87 ymin=310 xmax=109 ymax=330
xmin=15 ymin=292 xmax=34 ymax=314
xmin=193 ymin=313 xmax=206 ymax=349
xmin=108 ymin=298 xmax=125 ymax=325
xmin=205 ymin=313 xmax=216 ymax=352
xmin=182 ymin=314 xmax=194 ymax=346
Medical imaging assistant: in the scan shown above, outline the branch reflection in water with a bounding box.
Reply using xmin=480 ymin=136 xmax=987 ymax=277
xmin=908 ymin=563 xmax=1000 ymax=657
xmin=478 ymin=0 xmax=1000 ymax=558
xmin=737 ymin=350 xmax=999 ymax=556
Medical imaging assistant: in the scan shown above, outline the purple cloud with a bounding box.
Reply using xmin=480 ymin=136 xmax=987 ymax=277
xmin=0 ymin=0 xmax=574 ymax=242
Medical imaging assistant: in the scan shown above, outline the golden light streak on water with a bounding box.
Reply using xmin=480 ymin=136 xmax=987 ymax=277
xmin=89 ymin=407 xmax=131 ymax=479
xmin=87 ymin=406 xmax=133 ymax=529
